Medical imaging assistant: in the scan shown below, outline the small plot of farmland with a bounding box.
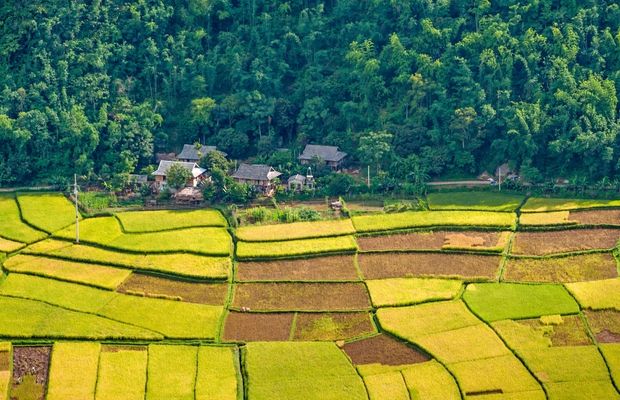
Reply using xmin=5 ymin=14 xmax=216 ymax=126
xmin=146 ymin=345 xmax=197 ymax=400
xmin=511 ymin=229 xmax=620 ymax=255
xmin=512 ymin=315 xmax=593 ymax=346
xmin=26 ymin=239 xmax=231 ymax=279
xmin=352 ymin=210 xmax=516 ymax=233
xmin=427 ymin=191 xmax=525 ymax=211
xmin=570 ymin=209 xmax=620 ymax=225
xmin=16 ymin=193 xmax=77 ymax=233
xmin=366 ymin=277 xmax=463 ymax=307
xmin=585 ymin=310 xmax=620 ymax=343
xmin=236 ymin=219 xmax=355 ymax=241
xmin=521 ymin=197 xmax=620 ymax=212
xmin=46 ymin=342 xmax=100 ymax=400
xmin=601 ymin=344 xmax=620 ymax=388
xmin=0 ymin=237 xmax=25 ymax=253
xmin=293 ymin=312 xmax=374 ymax=340
xmin=357 ymin=230 xmax=510 ymax=252
xmin=95 ymin=346 xmax=148 ymax=400
xmin=116 ymin=209 xmax=227 ymax=232
xmin=358 ymin=252 xmax=500 ymax=280
xmin=343 ymin=334 xmax=430 ymax=366
xmin=10 ymin=346 xmax=51 ymax=400
xmin=519 ymin=211 xmax=575 ymax=226
xmin=236 ymin=235 xmax=358 ymax=259
xmin=0 ymin=343 xmax=9 ymax=400
xmin=231 ymin=282 xmax=371 ymax=311
xmin=236 ymin=255 xmax=358 ymax=281
xmin=565 ymin=278 xmax=620 ymax=310
xmin=244 ymin=342 xmax=367 ymax=400
xmin=223 ymin=312 xmax=294 ymax=341
xmin=117 ymin=273 xmax=228 ymax=305
xmin=0 ymin=196 xmax=47 ymax=243
xmin=503 ymin=253 xmax=618 ymax=283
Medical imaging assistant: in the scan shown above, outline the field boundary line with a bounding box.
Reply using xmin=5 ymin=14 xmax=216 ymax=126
xmin=288 ymin=312 xmax=298 ymax=340
xmin=497 ymin=230 xmax=517 ymax=281
xmin=508 ymin=248 xmax=615 ymax=259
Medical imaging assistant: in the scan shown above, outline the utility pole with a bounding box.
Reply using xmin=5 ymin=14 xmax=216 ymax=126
xmin=74 ymin=174 xmax=79 ymax=244
xmin=367 ymin=165 xmax=370 ymax=188
xmin=498 ymin=168 xmax=502 ymax=192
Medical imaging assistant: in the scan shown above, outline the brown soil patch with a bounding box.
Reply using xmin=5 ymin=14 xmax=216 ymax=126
xmin=585 ymin=310 xmax=620 ymax=343
xmin=222 ymin=312 xmax=293 ymax=341
xmin=0 ymin=351 xmax=9 ymax=371
xmin=101 ymin=345 xmax=147 ymax=353
xmin=358 ymin=231 xmax=506 ymax=251
xmin=236 ymin=255 xmax=358 ymax=281
xmin=504 ymin=253 xmax=618 ymax=283
xmin=520 ymin=315 xmax=591 ymax=346
xmin=358 ymin=253 xmax=500 ymax=280
xmin=511 ymin=229 xmax=620 ymax=255
xmin=293 ymin=312 xmax=374 ymax=340
xmin=117 ymin=273 xmax=228 ymax=305
xmin=232 ymin=282 xmax=371 ymax=311
xmin=570 ymin=209 xmax=620 ymax=225
xmin=343 ymin=334 xmax=430 ymax=365
xmin=11 ymin=346 xmax=51 ymax=399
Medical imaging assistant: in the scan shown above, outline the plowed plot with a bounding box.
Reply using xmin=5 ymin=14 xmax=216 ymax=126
xmin=512 ymin=229 xmax=619 ymax=255
xmin=293 ymin=312 xmax=374 ymax=340
xmin=232 ymin=282 xmax=371 ymax=311
xmin=343 ymin=334 xmax=430 ymax=366
xmin=504 ymin=253 xmax=618 ymax=283
xmin=358 ymin=231 xmax=508 ymax=252
xmin=223 ymin=312 xmax=293 ymax=341
xmin=358 ymin=253 xmax=500 ymax=280
xmin=11 ymin=346 xmax=51 ymax=400
xmin=585 ymin=310 xmax=620 ymax=343
xmin=236 ymin=255 xmax=358 ymax=281
xmin=117 ymin=274 xmax=228 ymax=305
xmin=570 ymin=209 xmax=620 ymax=225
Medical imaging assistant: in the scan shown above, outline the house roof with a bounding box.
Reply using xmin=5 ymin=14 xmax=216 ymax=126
xmin=152 ymin=160 xmax=207 ymax=178
xmin=288 ymin=174 xmax=306 ymax=183
xmin=299 ymin=144 xmax=347 ymax=162
xmin=177 ymin=144 xmax=224 ymax=161
xmin=232 ymin=164 xmax=282 ymax=181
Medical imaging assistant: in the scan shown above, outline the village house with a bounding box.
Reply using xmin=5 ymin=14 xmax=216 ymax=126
xmin=298 ymin=144 xmax=347 ymax=170
xmin=176 ymin=144 xmax=224 ymax=163
xmin=152 ymin=160 xmax=208 ymax=189
xmin=231 ymin=163 xmax=281 ymax=194
xmin=287 ymin=169 xmax=315 ymax=192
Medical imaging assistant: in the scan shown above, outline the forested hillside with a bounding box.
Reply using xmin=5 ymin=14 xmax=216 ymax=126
xmin=1 ymin=0 xmax=619 ymax=185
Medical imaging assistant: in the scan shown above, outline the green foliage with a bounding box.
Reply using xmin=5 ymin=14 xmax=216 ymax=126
xmin=78 ymin=191 xmax=117 ymax=212
xmin=165 ymin=163 xmax=192 ymax=190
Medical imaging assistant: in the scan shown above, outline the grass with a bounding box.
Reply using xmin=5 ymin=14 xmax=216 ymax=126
xmin=0 ymin=237 xmax=25 ymax=253
xmin=522 ymin=197 xmax=620 ymax=212
xmin=377 ymin=301 xmax=481 ymax=338
xmin=116 ymin=209 xmax=226 ymax=232
xmin=0 ymin=296 xmax=161 ymax=339
xmin=26 ymin=239 xmax=230 ymax=279
xmin=0 ymin=195 xmax=47 ymax=243
xmin=236 ymin=235 xmax=358 ymax=259
xmin=366 ymin=278 xmax=463 ymax=307
xmin=427 ymin=191 xmax=524 ymax=211
xmin=518 ymin=211 xmax=574 ymax=226
xmin=236 ymin=219 xmax=356 ymax=241
xmin=448 ymin=355 xmax=543 ymax=396
xmin=95 ymin=347 xmax=148 ymax=400
xmin=363 ymin=371 xmax=409 ymax=400
xmin=10 ymin=374 xmax=44 ymax=400
xmin=565 ymin=278 xmax=620 ymax=310
xmin=53 ymin=216 xmax=232 ymax=256
xmin=17 ymin=193 xmax=77 ymax=233
xmin=3 ymin=254 xmax=132 ymax=289
xmin=245 ymin=342 xmax=367 ymax=400
xmin=46 ymin=342 xmax=100 ymax=400
xmin=0 ymin=274 xmax=223 ymax=338
xmin=401 ymin=360 xmax=461 ymax=400
xmin=503 ymin=253 xmax=618 ymax=283
xmin=352 ymin=210 xmax=516 ymax=233
xmin=195 ymin=346 xmax=238 ymax=400
xmin=463 ymin=283 xmax=580 ymax=321
xmin=600 ymin=344 xmax=620 ymax=388
xmin=146 ymin=345 xmax=197 ymax=400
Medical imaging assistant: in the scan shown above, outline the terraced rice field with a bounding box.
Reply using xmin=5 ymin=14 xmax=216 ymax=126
xmin=1 ymin=191 xmax=619 ymax=399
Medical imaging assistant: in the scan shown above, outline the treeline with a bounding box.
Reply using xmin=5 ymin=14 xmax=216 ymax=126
xmin=0 ymin=0 xmax=619 ymax=186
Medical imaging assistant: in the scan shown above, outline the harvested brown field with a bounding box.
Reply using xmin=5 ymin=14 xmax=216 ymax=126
xmin=117 ymin=273 xmax=228 ymax=305
xmin=236 ymin=255 xmax=358 ymax=281
xmin=222 ymin=312 xmax=293 ymax=341
xmin=358 ymin=231 xmax=509 ymax=252
xmin=11 ymin=346 xmax=51 ymax=400
xmin=570 ymin=209 xmax=620 ymax=225
xmin=231 ymin=282 xmax=371 ymax=311
xmin=293 ymin=312 xmax=374 ymax=340
xmin=358 ymin=253 xmax=500 ymax=280
xmin=342 ymin=334 xmax=430 ymax=365
xmin=503 ymin=253 xmax=618 ymax=283
xmin=519 ymin=315 xmax=592 ymax=346
xmin=585 ymin=310 xmax=620 ymax=343
xmin=511 ymin=229 xmax=620 ymax=255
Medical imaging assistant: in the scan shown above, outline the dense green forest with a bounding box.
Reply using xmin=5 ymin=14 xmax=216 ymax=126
xmin=1 ymin=0 xmax=619 ymax=186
